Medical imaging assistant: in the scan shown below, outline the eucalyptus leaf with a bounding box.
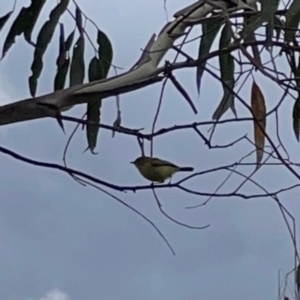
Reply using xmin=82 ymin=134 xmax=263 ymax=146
xmin=0 ymin=11 xmax=13 ymax=33
xmin=293 ymin=93 xmax=300 ymax=141
xmin=1 ymin=0 xmax=46 ymax=57
xmin=56 ymin=23 xmax=66 ymax=69
xmin=54 ymin=25 xmax=74 ymax=91
xmin=86 ymin=56 xmax=103 ymax=153
xmin=69 ymin=36 xmax=85 ymax=86
xmin=196 ymin=17 xmax=223 ymax=94
xmin=23 ymin=0 xmax=47 ymax=43
xmin=29 ymin=0 xmax=70 ymax=96
xmin=85 ymin=30 xmax=113 ymax=153
xmin=273 ymin=15 xmax=284 ymax=41
xmin=65 ymin=29 xmax=75 ymax=51
xmin=212 ymin=22 xmax=236 ymax=120
xmin=54 ymin=58 xmax=70 ymax=91
xmin=285 ymin=0 xmax=300 ymax=43
xmin=2 ymin=7 xmax=28 ymax=58
xmin=240 ymin=0 xmax=278 ymax=44
xmin=262 ymin=0 xmax=279 ymax=48
xmin=75 ymin=6 xmax=83 ymax=35
xmin=97 ymin=29 xmax=113 ymax=76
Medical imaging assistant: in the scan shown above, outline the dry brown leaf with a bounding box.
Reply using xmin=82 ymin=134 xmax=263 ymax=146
xmin=251 ymin=80 xmax=266 ymax=169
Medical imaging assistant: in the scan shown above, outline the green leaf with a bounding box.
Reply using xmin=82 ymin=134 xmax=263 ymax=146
xmin=54 ymin=58 xmax=70 ymax=91
xmin=1 ymin=1 xmax=47 ymax=58
xmin=2 ymin=7 xmax=28 ymax=59
xmin=261 ymin=0 xmax=279 ymax=48
xmin=240 ymin=0 xmax=278 ymax=44
xmin=23 ymin=0 xmax=47 ymax=43
xmin=75 ymin=6 xmax=83 ymax=35
xmin=29 ymin=0 xmax=70 ymax=96
xmin=84 ymin=31 xmax=113 ymax=153
xmin=0 ymin=11 xmax=13 ymax=33
xmin=296 ymin=263 xmax=300 ymax=294
xmin=56 ymin=23 xmax=66 ymax=69
xmin=97 ymin=29 xmax=113 ymax=76
xmin=273 ymin=15 xmax=284 ymax=41
xmin=54 ymin=24 xmax=67 ymax=91
xmin=65 ymin=29 xmax=75 ymax=51
xmin=69 ymin=36 xmax=85 ymax=86
xmin=285 ymin=0 xmax=300 ymax=43
xmin=293 ymin=93 xmax=300 ymax=141
xmin=196 ymin=17 xmax=223 ymax=93
xmin=54 ymin=25 xmax=74 ymax=91
xmin=239 ymin=14 xmax=263 ymax=42
xmin=88 ymin=56 xmax=104 ymax=81
xmin=292 ymin=49 xmax=300 ymax=141
xmin=212 ymin=80 xmax=235 ymax=120
xmin=86 ymin=57 xmax=104 ymax=153
xmin=261 ymin=0 xmax=279 ymax=22
xmin=242 ymin=2 xmax=261 ymax=68
xmin=293 ymin=52 xmax=300 ymax=88
xmin=212 ymin=22 xmax=236 ymax=120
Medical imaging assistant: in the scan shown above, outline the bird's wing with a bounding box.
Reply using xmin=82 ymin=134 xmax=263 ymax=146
xmin=151 ymin=158 xmax=178 ymax=168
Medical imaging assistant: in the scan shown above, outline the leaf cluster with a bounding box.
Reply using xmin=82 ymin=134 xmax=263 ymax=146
xmin=0 ymin=0 xmax=113 ymax=152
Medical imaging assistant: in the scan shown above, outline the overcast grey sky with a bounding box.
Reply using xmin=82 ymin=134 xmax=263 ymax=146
xmin=0 ymin=1 xmax=299 ymax=300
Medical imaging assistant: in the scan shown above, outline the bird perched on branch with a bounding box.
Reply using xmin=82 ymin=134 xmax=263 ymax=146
xmin=131 ymin=156 xmax=194 ymax=183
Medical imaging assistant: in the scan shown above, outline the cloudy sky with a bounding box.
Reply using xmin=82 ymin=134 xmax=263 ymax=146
xmin=0 ymin=1 xmax=299 ymax=299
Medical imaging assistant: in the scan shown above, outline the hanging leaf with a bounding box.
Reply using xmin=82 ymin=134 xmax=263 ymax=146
xmin=196 ymin=17 xmax=223 ymax=94
xmin=169 ymin=74 xmax=197 ymax=114
xmin=212 ymin=22 xmax=236 ymax=120
xmin=86 ymin=57 xmax=103 ymax=153
xmin=84 ymin=30 xmax=113 ymax=153
xmin=0 ymin=11 xmax=13 ymax=33
xmin=291 ymin=55 xmax=300 ymax=141
xmin=239 ymin=14 xmax=263 ymax=42
xmin=54 ymin=58 xmax=70 ymax=91
xmin=242 ymin=3 xmax=262 ymax=69
xmin=262 ymin=0 xmax=279 ymax=49
xmin=97 ymin=29 xmax=113 ymax=76
xmin=1 ymin=0 xmax=47 ymax=58
xmin=273 ymin=15 xmax=284 ymax=42
xmin=293 ymin=51 xmax=300 ymax=88
xmin=251 ymin=35 xmax=262 ymax=69
xmin=29 ymin=0 xmax=70 ymax=97
xmin=285 ymin=0 xmax=300 ymax=43
xmin=65 ymin=29 xmax=75 ymax=51
xmin=2 ymin=7 xmax=28 ymax=59
xmin=293 ymin=93 xmax=300 ymax=141
xmin=54 ymin=25 xmax=72 ymax=91
xmin=88 ymin=56 xmax=104 ymax=81
xmin=251 ymin=80 xmax=266 ymax=168
xmin=56 ymin=23 xmax=66 ymax=69
xmin=69 ymin=36 xmax=85 ymax=86
xmin=239 ymin=0 xmax=278 ymax=43
xmin=23 ymin=0 xmax=47 ymax=43
xmin=296 ymin=263 xmax=300 ymax=296
xmin=75 ymin=6 xmax=83 ymax=35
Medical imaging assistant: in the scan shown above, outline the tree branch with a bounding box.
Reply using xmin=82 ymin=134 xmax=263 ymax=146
xmin=0 ymin=0 xmax=254 ymax=126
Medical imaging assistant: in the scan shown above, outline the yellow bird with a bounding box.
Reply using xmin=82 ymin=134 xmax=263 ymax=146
xmin=131 ymin=156 xmax=194 ymax=183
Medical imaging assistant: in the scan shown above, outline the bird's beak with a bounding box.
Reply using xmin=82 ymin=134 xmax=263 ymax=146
xmin=130 ymin=161 xmax=134 ymax=164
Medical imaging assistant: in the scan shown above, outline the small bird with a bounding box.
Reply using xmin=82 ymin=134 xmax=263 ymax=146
xmin=131 ymin=156 xmax=194 ymax=183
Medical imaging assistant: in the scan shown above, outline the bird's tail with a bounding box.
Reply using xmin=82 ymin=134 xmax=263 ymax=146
xmin=179 ymin=167 xmax=194 ymax=172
